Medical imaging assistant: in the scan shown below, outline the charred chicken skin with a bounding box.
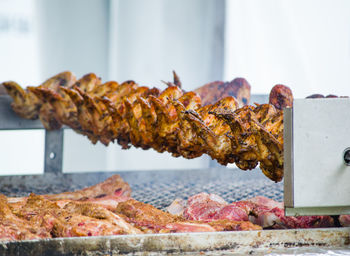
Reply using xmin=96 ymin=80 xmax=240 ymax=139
xmin=2 ymin=72 xmax=286 ymax=182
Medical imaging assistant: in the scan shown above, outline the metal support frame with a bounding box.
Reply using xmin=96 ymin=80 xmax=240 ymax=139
xmin=0 ymin=95 xmax=63 ymax=174
xmin=284 ymin=99 xmax=350 ymax=216
xmin=44 ymin=130 xmax=63 ymax=173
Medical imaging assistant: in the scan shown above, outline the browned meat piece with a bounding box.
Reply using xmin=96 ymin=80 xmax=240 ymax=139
xmin=208 ymin=219 xmax=262 ymax=231
xmin=7 ymin=174 xmax=131 ymax=211
xmin=30 ymin=73 xmax=102 ymax=132
xmin=0 ymin=195 xmax=50 ymax=240
xmin=213 ymin=105 xmax=284 ymax=181
xmin=184 ymin=97 xmax=239 ymax=164
xmin=54 ymin=194 xmax=129 ymax=211
xmin=61 ymin=201 xmax=142 ymax=235
xmin=2 ymin=81 xmax=42 ymax=119
xmin=115 ymin=199 xmax=180 ymax=232
xmin=269 ymin=84 xmax=293 ymax=110
xmin=326 ymin=94 xmax=338 ymax=98
xmin=162 ymin=70 xmax=182 ymax=88
xmin=11 ymin=194 xmax=141 ymax=238
xmin=195 ymin=77 xmax=251 ymax=107
xmin=306 ymin=94 xmax=348 ymax=99
xmin=172 ymin=98 xmax=204 ymax=159
xmin=44 ymin=174 xmax=131 ymax=201
xmin=2 ymin=71 xmax=76 ymax=129
xmin=53 ymin=214 xmax=139 ymax=237
xmin=306 ymin=94 xmax=325 ymax=98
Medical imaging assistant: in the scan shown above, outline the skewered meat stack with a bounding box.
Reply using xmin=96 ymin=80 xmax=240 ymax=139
xmin=2 ymin=72 xmax=293 ymax=182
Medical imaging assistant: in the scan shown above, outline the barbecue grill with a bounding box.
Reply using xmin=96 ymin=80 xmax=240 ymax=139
xmin=0 ymin=93 xmax=349 ymax=255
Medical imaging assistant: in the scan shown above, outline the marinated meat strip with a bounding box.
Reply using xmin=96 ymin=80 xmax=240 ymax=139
xmin=61 ymin=201 xmax=142 ymax=235
xmin=44 ymin=174 xmax=131 ymax=201
xmin=54 ymin=194 xmax=129 ymax=210
xmin=7 ymin=174 xmax=131 ymax=211
xmin=208 ymin=219 xmax=262 ymax=231
xmin=0 ymin=195 xmax=50 ymax=240
xmin=11 ymin=193 xmax=142 ymax=238
xmin=115 ymin=199 xmax=181 ymax=233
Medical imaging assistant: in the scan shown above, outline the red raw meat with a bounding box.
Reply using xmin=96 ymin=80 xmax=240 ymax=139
xmin=174 ymin=193 xmax=335 ymax=229
xmin=339 ymin=215 xmax=350 ymax=227
xmin=183 ymin=193 xmax=228 ymax=221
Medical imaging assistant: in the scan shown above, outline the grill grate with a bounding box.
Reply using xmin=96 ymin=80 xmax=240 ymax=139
xmin=132 ymin=177 xmax=283 ymax=210
xmin=0 ymin=168 xmax=283 ymax=210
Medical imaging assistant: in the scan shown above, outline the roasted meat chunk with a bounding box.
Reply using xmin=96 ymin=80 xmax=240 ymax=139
xmin=195 ymin=78 xmax=251 ymax=107
xmin=269 ymin=84 xmax=293 ymax=110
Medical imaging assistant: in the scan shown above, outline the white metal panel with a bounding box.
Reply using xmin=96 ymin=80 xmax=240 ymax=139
xmin=293 ymin=98 xmax=350 ymax=208
xmin=0 ymin=130 xmax=44 ymax=175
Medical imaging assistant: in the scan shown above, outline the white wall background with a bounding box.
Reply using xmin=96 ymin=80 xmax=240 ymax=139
xmin=0 ymin=0 xmax=223 ymax=174
xmin=0 ymin=0 xmax=43 ymax=174
xmin=0 ymin=0 xmax=41 ymax=84
xmin=105 ymin=0 xmax=224 ymax=171
xmin=1 ymin=0 xmax=350 ymax=174
xmin=225 ymin=0 xmax=350 ymax=98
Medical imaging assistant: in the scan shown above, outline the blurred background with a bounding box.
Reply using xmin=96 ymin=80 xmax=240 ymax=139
xmin=0 ymin=0 xmax=349 ymax=175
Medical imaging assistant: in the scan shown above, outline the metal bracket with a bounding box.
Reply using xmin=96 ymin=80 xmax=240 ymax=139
xmin=44 ymin=129 xmax=63 ymax=174
xmin=0 ymin=95 xmax=64 ymax=174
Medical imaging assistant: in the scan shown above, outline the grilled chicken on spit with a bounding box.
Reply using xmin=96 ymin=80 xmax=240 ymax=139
xmin=2 ymin=71 xmax=76 ymax=129
xmin=2 ymin=71 xmax=288 ymax=182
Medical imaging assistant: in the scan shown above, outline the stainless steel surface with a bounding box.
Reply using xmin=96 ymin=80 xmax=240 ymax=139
xmin=0 ymin=228 xmax=348 ymax=256
xmin=44 ymin=129 xmax=63 ymax=174
xmin=286 ymin=206 xmax=350 ymax=216
xmin=284 ymin=98 xmax=350 ymax=216
xmin=283 ymin=107 xmax=293 ymax=208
